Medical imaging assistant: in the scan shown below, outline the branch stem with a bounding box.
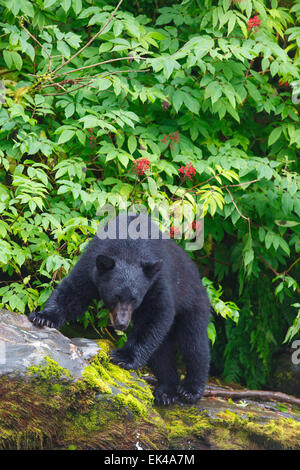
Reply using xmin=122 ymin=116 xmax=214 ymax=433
xmin=53 ymin=0 xmax=124 ymax=74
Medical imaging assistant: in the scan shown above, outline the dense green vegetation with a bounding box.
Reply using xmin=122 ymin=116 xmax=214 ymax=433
xmin=0 ymin=0 xmax=299 ymax=389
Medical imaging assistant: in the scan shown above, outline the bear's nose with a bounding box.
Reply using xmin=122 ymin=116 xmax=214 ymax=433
xmin=111 ymin=300 xmax=133 ymax=331
xmin=114 ymin=319 xmax=128 ymax=331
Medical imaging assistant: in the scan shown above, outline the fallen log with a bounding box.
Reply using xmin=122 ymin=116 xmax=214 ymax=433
xmin=141 ymin=376 xmax=300 ymax=407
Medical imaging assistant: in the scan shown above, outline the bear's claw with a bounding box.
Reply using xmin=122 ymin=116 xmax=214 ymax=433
xmin=177 ymin=384 xmax=202 ymax=403
xmin=29 ymin=311 xmax=57 ymax=329
xmin=109 ymin=350 xmax=137 ymax=370
xmin=154 ymin=385 xmax=178 ymax=406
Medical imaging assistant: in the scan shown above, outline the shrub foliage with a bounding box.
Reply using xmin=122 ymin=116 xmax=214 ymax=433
xmin=0 ymin=0 xmax=299 ymax=388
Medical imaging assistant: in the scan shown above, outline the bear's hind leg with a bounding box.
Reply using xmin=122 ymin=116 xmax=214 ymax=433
xmin=148 ymin=331 xmax=179 ymax=406
xmin=176 ymin=312 xmax=210 ymax=404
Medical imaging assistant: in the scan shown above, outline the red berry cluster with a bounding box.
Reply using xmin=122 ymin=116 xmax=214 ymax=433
xmin=169 ymin=226 xmax=181 ymax=238
xmin=162 ymin=100 xmax=170 ymax=111
xmin=132 ymin=158 xmax=151 ymax=176
xmin=247 ymin=16 xmax=261 ymax=32
xmin=279 ymin=79 xmax=289 ymax=87
xmin=178 ymin=163 xmax=196 ymax=180
xmin=88 ymin=128 xmax=96 ymax=148
xmin=192 ymin=220 xmax=203 ymax=234
xmin=161 ymin=131 xmax=180 ymax=150
xmin=171 ymin=131 xmax=180 ymax=143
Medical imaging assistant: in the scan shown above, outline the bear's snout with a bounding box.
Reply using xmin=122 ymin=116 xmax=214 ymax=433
xmin=110 ymin=301 xmax=133 ymax=331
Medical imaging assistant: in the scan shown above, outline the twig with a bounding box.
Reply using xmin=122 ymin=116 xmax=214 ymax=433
xmin=221 ymin=179 xmax=260 ymax=189
xmin=141 ymin=376 xmax=300 ymax=408
xmin=54 ymin=56 xmax=147 ymax=79
xmin=244 ymin=58 xmax=254 ymax=85
xmin=53 ymin=0 xmax=124 ymax=74
xmin=224 ymin=188 xmax=248 ymax=222
xmin=43 ymin=80 xmax=97 ymax=96
xmin=204 ymin=388 xmax=300 ymax=408
xmin=103 ymin=327 xmax=116 ymax=342
xmin=43 ymin=69 xmax=150 ymax=96
xmin=258 ymin=254 xmax=300 ymax=292
xmin=183 ymin=173 xmax=227 ymax=195
xmin=258 ymin=254 xmax=280 ymax=276
xmin=20 ymin=22 xmax=51 ymax=60
xmin=225 ymin=186 xmax=251 ymax=237
xmin=182 ymin=177 xmax=260 ymax=198
xmin=89 ymin=320 xmax=103 ymax=338
xmin=285 ymin=257 xmax=300 ymax=275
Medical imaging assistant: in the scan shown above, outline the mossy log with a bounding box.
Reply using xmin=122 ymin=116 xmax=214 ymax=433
xmin=0 ymin=310 xmax=299 ymax=450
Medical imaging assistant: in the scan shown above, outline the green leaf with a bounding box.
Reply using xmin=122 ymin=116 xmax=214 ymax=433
xmin=57 ymin=40 xmax=70 ymax=57
xmin=95 ymin=78 xmax=112 ymax=91
xmin=172 ymin=90 xmax=185 ymax=113
xmin=207 ymin=321 xmax=216 ymax=344
xmin=58 ymin=130 xmax=75 ymax=144
xmin=283 ymin=310 xmax=300 ymax=343
xmin=279 ymin=238 xmax=290 ymax=256
xmin=227 ymin=14 xmax=236 ymax=35
xmin=6 ymin=0 xmax=20 ymax=15
xmin=20 ymin=0 xmax=34 ymax=16
xmin=223 ymin=85 xmax=236 ymax=108
xmin=244 ymin=248 xmax=254 ymax=266
xmin=163 ymin=58 xmax=180 ymax=79
xmin=3 ymin=51 xmax=13 ymax=69
xmin=147 ymin=177 xmax=157 ymax=197
xmin=61 ymin=0 xmax=71 ymax=12
xmin=118 ymin=153 xmax=129 ymax=167
xmin=12 ymin=52 xmax=22 ymax=70
xmin=72 ymin=0 xmax=82 ymax=14
xmin=184 ymin=94 xmax=200 ymax=114
xmin=65 ymin=103 xmax=75 ymax=118
xmin=268 ymin=127 xmax=282 ymax=146
xmin=44 ymin=0 xmax=58 ymax=8
xmin=128 ymin=135 xmax=137 ymax=154
xmin=76 ymin=130 xmax=86 ymax=145
xmin=282 ymin=192 xmax=293 ymax=214
xmin=246 ymin=81 xmax=261 ymax=102
xmin=265 ymin=231 xmax=274 ymax=250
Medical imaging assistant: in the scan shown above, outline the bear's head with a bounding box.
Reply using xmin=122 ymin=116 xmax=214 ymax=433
xmin=93 ymin=254 xmax=163 ymax=331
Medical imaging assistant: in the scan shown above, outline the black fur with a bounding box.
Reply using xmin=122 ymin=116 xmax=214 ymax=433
xmin=30 ymin=214 xmax=210 ymax=405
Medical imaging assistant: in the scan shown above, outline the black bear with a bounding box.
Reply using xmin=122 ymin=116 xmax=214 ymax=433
xmin=30 ymin=213 xmax=210 ymax=405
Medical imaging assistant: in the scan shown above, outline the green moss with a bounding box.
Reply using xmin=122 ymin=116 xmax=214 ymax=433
xmin=80 ymin=344 xmax=154 ymax=417
xmin=160 ymin=404 xmax=300 ymax=450
xmin=81 ymin=364 xmax=112 ymax=394
xmin=2 ymin=339 xmax=299 ymax=450
xmin=0 ymin=340 xmax=166 ymax=449
xmin=62 ymin=398 xmax=166 ymax=450
xmin=240 ymin=416 xmax=300 ymax=450
xmin=27 ymin=356 xmax=71 ymax=381
xmin=96 ymin=339 xmax=112 ymax=355
xmin=214 ymin=409 xmax=300 ymax=450
xmin=158 ymin=406 xmax=211 ymax=450
xmin=114 ymin=393 xmax=147 ymax=417
xmin=0 ymin=374 xmax=166 ymax=450
xmin=0 ymin=376 xmax=67 ymax=449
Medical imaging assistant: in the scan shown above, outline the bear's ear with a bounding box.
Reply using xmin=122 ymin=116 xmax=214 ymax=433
xmin=141 ymin=259 xmax=163 ymax=278
xmin=96 ymin=254 xmax=115 ymax=273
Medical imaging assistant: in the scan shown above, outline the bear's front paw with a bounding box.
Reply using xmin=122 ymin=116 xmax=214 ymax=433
xmin=177 ymin=382 xmax=204 ymax=404
xmin=29 ymin=310 xmax=63 ymax=330
xmin=154 ymin=384 xmax=178 ymax=406
xmin=109 ymin=349 xmax=139 ymax=370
